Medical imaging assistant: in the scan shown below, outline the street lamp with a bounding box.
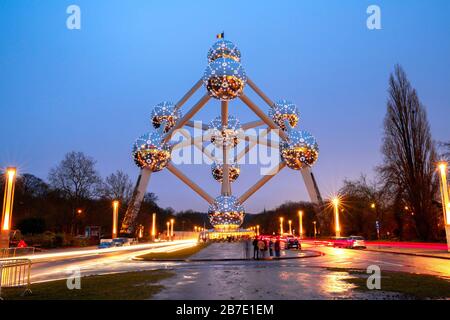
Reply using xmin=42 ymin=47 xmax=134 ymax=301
xmin=166 ymin=221 xmax=170 ymax=239
xmin=332 ymin=197 xmax=341 ymax=238
xmin=151 ymin=213 xmax=156 ymax=241
xmin=313 ymin=221 xmax=317 ymax=239
xmin=298 ymin=210 xmax=303 ymax=239
xmin=256 ymin=225 xmax=260 ymax=236
xmin=112 ymin=200 xmax=119 ymax=239
xmin=288 ymin=220 xmax=292 ymax=235
xmin=438 ymin=162 xmax=450 ymax=252
xmin=170 ymin=218 xmax=174 ymax=239
xmin=279 ymin=217 xmax=284 ymax=235
xmin=1 ymin=167 xmax=17 ymax=248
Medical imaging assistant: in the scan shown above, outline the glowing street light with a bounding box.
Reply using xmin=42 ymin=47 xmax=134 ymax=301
xmin=1 ymin=167 xmax=17 ymax=248
xmin=298 ymin=210 xmax=304 ymax=239
xmin=256 ymin=225 xmax=260 ymax=236
xmin=279 ymin=217 xmax=284 ymax=235
xmin=313 ymin=221 xmax=317 ymax=239
xmin=166 ymin=221 xmax=170 ymax=239
xmin=112 ymin=200 xmax=119 ymax=239
xmin=288 ymin=220 xmax=292 ymax=235
xmin=370 ymin=203 xmax=376 ymax=209
xmin=170 ymin=218 xmax=174 ymax=239
xmin=151 ymin=213 xmax=156 ymax=241
xmin=138 ymin=225 xmax=144 ymax=239
xmin=332 ymin=197 xmax=341 ymax=238
xmin=438 ymin=162 xmax=450 ymax=252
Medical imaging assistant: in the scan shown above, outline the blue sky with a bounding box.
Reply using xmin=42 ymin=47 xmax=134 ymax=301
xmin=1 ymin=0 xmax=449 ymax=213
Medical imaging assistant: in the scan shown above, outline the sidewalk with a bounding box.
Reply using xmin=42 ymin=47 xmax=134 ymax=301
xmin=365 ymin=242 xmax=450 ymax=260
xmin=189 ymin=242 xmax=321 ymax=261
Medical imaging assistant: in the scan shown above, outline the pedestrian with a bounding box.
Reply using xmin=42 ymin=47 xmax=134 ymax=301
xmin=258 ymin=238 xmax=265 ymax=259
xmin=252 ymin=237 xmax=259 ymax=259
xmin=269 ymin=238 xmax=274 ymax=257
xmin=274 ymin=237 xmax=281 ymax=258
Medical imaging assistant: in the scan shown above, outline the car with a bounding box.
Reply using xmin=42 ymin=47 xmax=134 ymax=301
xmin=347 ymin=236 xmax=366 ymax=249
xmin=285 ymin=235 xmax=301 ymax=250
xmin=332 ymin=236 xmax=366 ymax=249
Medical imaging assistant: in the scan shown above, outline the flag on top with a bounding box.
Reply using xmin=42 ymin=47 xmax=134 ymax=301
xmin=216 ymin=32 xmax=225 ymax=39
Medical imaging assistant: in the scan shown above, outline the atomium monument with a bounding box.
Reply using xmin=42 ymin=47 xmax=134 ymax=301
xmin=120 ymin=37 xmax=322 ymax=235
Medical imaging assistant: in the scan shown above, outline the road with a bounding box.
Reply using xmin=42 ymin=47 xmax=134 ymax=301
xmin=26 ymin=240 xmax=197 ymax=283
xmin=13 ymin=240 xmax=449 ymax=299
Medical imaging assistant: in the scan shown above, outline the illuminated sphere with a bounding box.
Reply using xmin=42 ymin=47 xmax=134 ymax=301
xmin=132 ymin=132 xmax=172 ymax=172
xmin=280 ymin=130 xmax=319 ymax=170
xmin=208 ymin=115 xmax=243 ymax=148
xmin=211 ymin=162 xmax=240 ymax=183
xmin=203 ymin=58 xmax=247 ymax=101
xmin=150 ymin=101 xmax=181 ymax=133
xmin=207 ymin=39 xmax=241 ymax=63
xmin=269 ymin=100 xmax=300 ymax=131
xmin=208 ymin=195 xmax=245 ymax=229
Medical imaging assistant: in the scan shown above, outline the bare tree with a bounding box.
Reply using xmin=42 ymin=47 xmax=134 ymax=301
xmin=48 ymin=151 xmax=102 ymax=233
xmin=378 ymin=65 xmax=439 ymax=240
xmin=101 ymin=170 xmax=133 ymax=203
xmin=438 ymin=141 xmax=450 ymax=161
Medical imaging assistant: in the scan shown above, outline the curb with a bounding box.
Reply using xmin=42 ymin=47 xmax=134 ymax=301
xmin=133 ymin=250 xmax=325 ymax=262
xmin=365 ymin=249 xmax=450 ymax=260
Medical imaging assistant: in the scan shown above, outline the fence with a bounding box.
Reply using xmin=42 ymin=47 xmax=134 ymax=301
xmin=0 ymin=247 xmax=35 ymax=259
xmin=0 ymin=259 xmax=32 ymax=299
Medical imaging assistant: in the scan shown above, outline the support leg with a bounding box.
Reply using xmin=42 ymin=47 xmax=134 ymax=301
xmin=221 ymin=101 xmax=231 ymax=196
xmin=120 ymin=168 xmax=152 ymax=235
xmin=300 ymin=167 xmax=323 ymax=204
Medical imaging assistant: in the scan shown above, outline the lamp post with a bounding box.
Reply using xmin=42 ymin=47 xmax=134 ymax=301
xmin=313 ymin=221 xmax=317 ymax=239
xmin=279 ymin=217 xmax=284 ymax=235
xmin=298 ymin=210 xmax=304 ymax=239
xmin=438 ymin=162 xmax=450 ymax=252
xmin=170 ymin=218 xmax=174 ymax=240
xmin=256 ymin=225 xmax=260 ymax=236
xmin=1 ymin=167 xmax=17 ymax=248
xmin=151 ymin=213 xmax=156 ymax=241
xmin=166 ymin=222 xmax=170 ymax=240
xmin=332 ymin=197 xmax=341 ymax=238
xmin=112 ymin=200 xmax=119 ymax=239
xmin=288 ymin=220 xmax=292 ymax=235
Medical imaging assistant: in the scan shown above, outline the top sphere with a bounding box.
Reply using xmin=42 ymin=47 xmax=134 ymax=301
xmin=269 ymin=100 xmax=300 ymax=131
xmin=207 ymin=39 xmax=241 ymax=63
xmin=150 ymin=101 xmax=182 ymax=133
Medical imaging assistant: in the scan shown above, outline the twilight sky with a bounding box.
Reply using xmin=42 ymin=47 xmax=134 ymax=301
xmin=1 ymin=0 xmax=449 ymax=213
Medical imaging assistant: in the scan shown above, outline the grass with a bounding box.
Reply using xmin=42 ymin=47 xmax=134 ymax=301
xmin=137 ymin=242 xmax=210 ymax=261
xmin=327 ymin=267 xmax=450 ymax=299
xmin=1 ymin=270 xmax=174 ymax=300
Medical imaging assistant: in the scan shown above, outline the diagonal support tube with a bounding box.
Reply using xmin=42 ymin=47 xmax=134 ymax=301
xmin=247 ymin=78 xmax=274 ymax=107
xmin=166 ymin=163 xmax=214 ymax=204
xmin=238 ymin=162 xmax=286 ymax=204
xmin=240 ymin=94 xmax=288 ymax=141
xmin=241 ymin=120 xmax=265 ymax=130
xmin=300 ymin=167 xmax=323 ymax=204
xmin=175 ymin=79 xmax=203 ymax=111
xmin=163 ymin=94 xmax=211 ymax=144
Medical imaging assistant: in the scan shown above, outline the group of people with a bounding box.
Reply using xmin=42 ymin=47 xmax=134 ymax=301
xmin=243 ymin=236 xmax=282 ymax=259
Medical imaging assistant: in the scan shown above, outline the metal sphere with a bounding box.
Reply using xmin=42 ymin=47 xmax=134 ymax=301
xmin=203 ymin=58 xmax=247 ymax=101
xmin=150 ymin=101 xmax=181 ymax=133
xmin=280 ymin=130 xmax=319 ymax=170
xmin=132 ymin=131 xmax=172 ymax=172
xmin=269 ymin=100 xmax=300 ymax=131
xmin=208 ymin=115 xmax=243 ymax=148
xmin=208 ymin=195 xmax=245 ymax=229
xmin=211 ymin=162 xmax=240 ymax=183
xmin=207 ymin=39 xmax=241 ymax=63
